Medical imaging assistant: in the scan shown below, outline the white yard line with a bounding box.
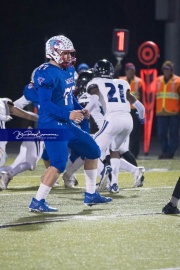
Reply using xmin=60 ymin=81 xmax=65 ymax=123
xmin=8 ymin=167 xmax=179 ymax=179
xmin=0 ymin=185 xmax=174 ymax=196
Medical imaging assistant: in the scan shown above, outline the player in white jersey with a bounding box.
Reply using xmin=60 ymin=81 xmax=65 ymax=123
xmin=65 ymin=69 xmax=145 ymax=192
xmin=85 ymin=59 xmax=145 ymax=192
xmin=0 ymin=96 xmax=38 ymax=180
xmin=78 ymin=88 xmax=145 ymax=192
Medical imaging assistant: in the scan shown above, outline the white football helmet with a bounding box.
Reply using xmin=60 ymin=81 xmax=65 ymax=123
xmin=46 ymin=35 xmax=76 ymax=68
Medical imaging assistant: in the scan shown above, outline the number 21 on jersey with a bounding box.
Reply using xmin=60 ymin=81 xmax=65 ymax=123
xmin=106 ymin=83 xmax=126 ymax=103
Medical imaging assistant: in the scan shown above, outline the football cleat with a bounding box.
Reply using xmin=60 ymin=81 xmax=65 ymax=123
xmin=84 ymin=192 xmax=112 ymax=206
xmin=1 ymin=171 xmax=12 ymax=190
xmin=133 ymin=167 xmax=145 ymax=187
xmin=73 ymin=174 xmax=79 ymax=186
xmin=62 ymin=172 xmax=78 ymax=188
xmin=96 ymin=165 xmax=112 ymax=192
xmin=29 ymin=198 xmax=58 ymax=213
xmin=109 ymin=183 xmax=119 ymax=193
xmin=162 ymin=202 xmax=180 ymax=214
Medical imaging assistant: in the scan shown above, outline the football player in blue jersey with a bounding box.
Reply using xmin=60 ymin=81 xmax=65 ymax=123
xmin=0 ymin=70 xmax=89 ymax=189
xmin=1 ymin=67 xmax=91 ymax=190
xmin=66 ymin=69 xmax=145 ymax=192
xmin=29 ymin=35 xmax=112 ymax=212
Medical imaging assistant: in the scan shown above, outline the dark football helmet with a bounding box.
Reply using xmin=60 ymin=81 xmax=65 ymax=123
xmin=74 ymin=70 xmax=94 ymax=98
xmin=93 ymin=59 xmax=114 ymax=78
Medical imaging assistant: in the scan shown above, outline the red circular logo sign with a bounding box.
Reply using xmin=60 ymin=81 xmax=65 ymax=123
xmin=138 ymin=41 xmax=159 ymax=66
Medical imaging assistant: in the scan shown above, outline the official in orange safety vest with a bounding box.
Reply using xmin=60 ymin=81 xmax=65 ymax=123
xmin=156 ymin=61 xmax=180 ymax=159
xmin=120 ymin=63 xmax=144 ymax=158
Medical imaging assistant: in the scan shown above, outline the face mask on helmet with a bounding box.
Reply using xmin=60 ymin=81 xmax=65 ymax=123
xmin=93 ymin=59 xmax=114 ymax=78
xmin=46 ymin=35 xmax=76 ymax=68
xmin=74 ymin=70 xmax=94 ymax=98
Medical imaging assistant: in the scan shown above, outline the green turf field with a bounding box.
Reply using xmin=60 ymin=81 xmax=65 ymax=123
xmin=0 ymin=157 xmax=180 ymax=270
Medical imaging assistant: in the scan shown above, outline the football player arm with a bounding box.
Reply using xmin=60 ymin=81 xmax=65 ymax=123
xmin=73 ymin=95 xmax=89 ymax=120
xmin=91 ymin=107 xmax=105 ymax=130
xmin=38 ymin=87 xmax=83 ymax=123
xmin=8 ymin=102 xmax=38 ymax=122
xmin=13 ymin=95 xmax=32 ymax=109
xmin=73 ymin=95 xmax=83 ymax=110
xmin=127 ymin=90 xmax=145 ymax=119
xmin=85 ymin=84 xmax=99 ymax=113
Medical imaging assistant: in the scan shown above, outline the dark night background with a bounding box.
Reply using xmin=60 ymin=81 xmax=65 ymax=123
xmin=1 ymin=0 xmax=165 ymax=133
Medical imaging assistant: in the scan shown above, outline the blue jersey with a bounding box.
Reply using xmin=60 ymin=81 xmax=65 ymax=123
xmin=34 ymin=62 xmax=76 ymax=124
xmin=32 ymin=62 xmax=99 ymax=172
xmin=23 ymin=83 xmax=39 ymax=111
xmin=23 ymin=78 xmax=89 ymax=133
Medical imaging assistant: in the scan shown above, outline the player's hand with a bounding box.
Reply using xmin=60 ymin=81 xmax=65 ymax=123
xmin=69 ymin=110 xmax=84 ymax=123
xmin=136 ymin=112 xmax=145 ymax=124
xmin=81 ymin=109 xmax=90 ymax=119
